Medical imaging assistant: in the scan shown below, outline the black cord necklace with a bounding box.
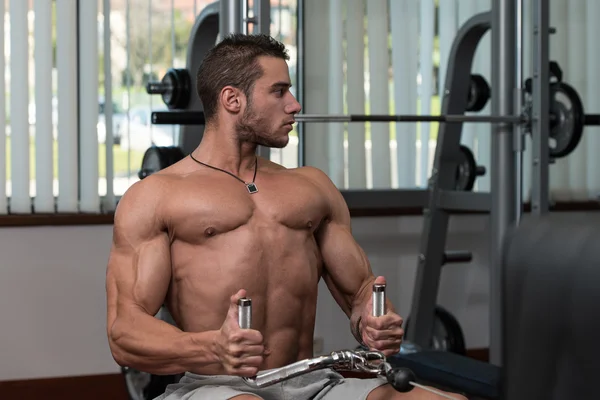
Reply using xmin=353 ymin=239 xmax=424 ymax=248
xmin=189 ymin=153 xmax=259 ymax=194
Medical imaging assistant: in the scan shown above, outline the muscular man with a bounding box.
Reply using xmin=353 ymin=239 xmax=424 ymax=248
xmin=106 ymin=34 xmax=466 ymax=400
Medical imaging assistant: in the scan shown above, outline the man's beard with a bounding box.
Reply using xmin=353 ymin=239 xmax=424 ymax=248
xmin=235 ymin=103 xmax=289 ymax=149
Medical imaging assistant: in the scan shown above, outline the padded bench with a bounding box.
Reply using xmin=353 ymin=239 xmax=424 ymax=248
xmin=387 ymin=351 xmax=501 ymax=399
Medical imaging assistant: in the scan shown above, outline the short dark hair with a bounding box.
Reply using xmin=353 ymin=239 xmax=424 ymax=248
xmin=196 ymin=33 xmax=289 ymax=123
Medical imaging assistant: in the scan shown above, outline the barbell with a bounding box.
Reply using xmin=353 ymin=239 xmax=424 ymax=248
xmin=295 ymin=114 xmax=526 ymax=124
xmin=150 ymin=111 xmax=526 ymax=125
xmin=147 ymin=67 xmax=600 ymax=159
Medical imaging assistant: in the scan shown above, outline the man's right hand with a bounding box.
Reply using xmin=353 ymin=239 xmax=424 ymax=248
xmin=216 ymin=289 xmax=265 ymax=377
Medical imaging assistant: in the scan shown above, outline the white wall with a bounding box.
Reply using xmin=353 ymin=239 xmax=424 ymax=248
xmin=0 ymin=215 xmax=491 ymax=381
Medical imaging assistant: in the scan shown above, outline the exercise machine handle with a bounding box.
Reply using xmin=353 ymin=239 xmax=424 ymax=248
xmin=238 ymin=298 xmax=252 ymax=329
xmin=373 ymin=283 xmax=386 ymax=317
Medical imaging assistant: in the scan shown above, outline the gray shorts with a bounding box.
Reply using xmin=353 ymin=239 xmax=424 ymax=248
xmin=153 ymin=368 xmax=387 ymax=400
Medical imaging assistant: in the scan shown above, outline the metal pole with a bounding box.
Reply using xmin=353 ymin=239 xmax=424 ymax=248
xmin=219 ymin=0 xmax=241 ymax=36
xmin=514 ymin=0 xmax=524 ymax=224
xmin=531 ymin=0 xmax=550 ymax=215
xmin=255 ymin=0 xmax=271 ymax=35
xmin=242 ymin=0 xmax=249 ymax=34
xmin=293 ymin=114 xmax=524 ymax=123
xmin=490 ymin=0 xmax=517 ymax=367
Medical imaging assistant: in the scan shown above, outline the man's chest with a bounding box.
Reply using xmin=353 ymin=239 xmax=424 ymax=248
xmin=166 ymin=173 xmax=331 ymax=242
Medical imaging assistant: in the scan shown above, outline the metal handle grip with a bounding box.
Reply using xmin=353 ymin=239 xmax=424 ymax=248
xmin=247 ymin=355 xmax=336 ymax=387
xmin=238 ymin=298 xmax=252 ymax=329
xmin=372 ymin=284 xmax=386 ymax=317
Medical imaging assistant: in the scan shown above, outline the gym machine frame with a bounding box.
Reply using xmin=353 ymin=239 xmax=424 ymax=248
xmin=404 ymin=2 xmax=519 ymax=365
xmin=405 ymin=0 xmax=549 ymax=368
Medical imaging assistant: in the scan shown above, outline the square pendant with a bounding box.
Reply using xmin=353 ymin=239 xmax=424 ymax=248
xmin=246 ymin=183 xmax=258 ymax=194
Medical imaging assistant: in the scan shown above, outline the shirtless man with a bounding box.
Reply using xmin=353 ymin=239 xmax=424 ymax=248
xmin=106 ymin=34 xmax=466 ymax=400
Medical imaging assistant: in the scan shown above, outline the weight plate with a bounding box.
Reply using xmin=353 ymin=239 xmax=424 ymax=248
xmin=466 ymin=74 xmax=491 ymax=112
xmin=404 ymin=305 xmax=467 ymax=355
xmin=455 ymin=144 xmax=477 ymax=191
xmin=161 ymin=71 xmax=176 ymax=108
xmin=549 ymin=82 xmax=585 ymax=158
xmin=161 ymin=68 xmax=192 ymax=110
xmin=138 ymin=146 xmax=185 ymax=180
xmin=430 ymin=306 xmax=466 ymax=355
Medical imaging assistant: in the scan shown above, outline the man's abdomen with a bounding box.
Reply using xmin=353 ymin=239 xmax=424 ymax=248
xmin=167 ymin=242 xmax=322 ymax=372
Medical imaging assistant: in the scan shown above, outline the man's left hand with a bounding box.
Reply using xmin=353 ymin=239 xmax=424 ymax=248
xmin=359 ymin=276 xmax=404 ymax=357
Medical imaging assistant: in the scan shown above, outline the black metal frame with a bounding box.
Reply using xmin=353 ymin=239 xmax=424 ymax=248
xmin=404 ymin=9 xmax=493 ymax=350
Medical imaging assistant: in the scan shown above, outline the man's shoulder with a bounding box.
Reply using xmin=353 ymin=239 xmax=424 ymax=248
xmin=294 ymin=166 xmax=335 ymax=186
xmin=262 ymin=159 xmax=336 ymax=188
xmin=117 ymin=172 xmax=179 ymax=212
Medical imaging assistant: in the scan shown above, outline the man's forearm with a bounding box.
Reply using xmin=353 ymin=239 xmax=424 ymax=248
xmin=109 ymin=310 xmax=220 ymax=375
xmin=350 ymin=312 xmax=365 ymax=346
xmin=349 ymin=281 xmax=371 ymax=345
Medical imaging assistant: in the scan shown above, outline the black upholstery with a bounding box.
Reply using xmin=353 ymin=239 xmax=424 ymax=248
xmin=502 ymin=213 xmax=600 ymax=400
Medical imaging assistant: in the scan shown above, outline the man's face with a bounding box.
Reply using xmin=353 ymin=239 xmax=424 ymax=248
xmin=235 ymin=56 xmax=302 ymax=148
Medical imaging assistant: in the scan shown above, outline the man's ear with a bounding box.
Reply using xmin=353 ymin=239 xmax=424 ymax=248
xmin=220 ymin=86 xmax=243 ymax=114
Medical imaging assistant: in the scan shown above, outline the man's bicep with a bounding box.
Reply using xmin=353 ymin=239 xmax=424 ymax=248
xmin=106 ymin=186 xmax=172 ymax=328
xmin=317 ymin=220 xmax=372 ymax=314
xmin=107 ymin=235 xmax=171 ymax=313
xmin=307 ymin=166 xmax=374 ymax=312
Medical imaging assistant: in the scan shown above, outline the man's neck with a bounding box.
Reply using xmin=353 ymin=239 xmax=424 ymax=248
xmin=191 ymin=127 xmax=258 ymax=176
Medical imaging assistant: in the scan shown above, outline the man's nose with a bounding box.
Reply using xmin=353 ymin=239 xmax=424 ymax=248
xmin=288 ymin=98 xmax=302 ymax=114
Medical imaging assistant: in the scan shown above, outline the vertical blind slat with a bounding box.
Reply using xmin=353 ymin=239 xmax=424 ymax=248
xmin=438 ymin=0 xmax=457 ymax=100
xmin=79 ymin=0 xmax=100 ymax=212
xmin=0 ymin=0 xmax=6 ymax=214
xmin=33 ymin=0 xmax=54 ymax=212
xmin=9 ymin=0 xmax=30 ymax=213
xmin=345 ymin=0 xmax=367 ymax=189
xmin=102 ymin=0 xmax=116 ymax=211
xmin=148 ymin=0 xmax=155 ymax=145
xmin=124 ymin=0 xmax=131 ymax=186
xmin=56 ymin=0 xmax=79 ymax=212
xmin=302 ymin=1 xmax=332 ymax=173
xmin=328 ymin=0 xmax=344 ymax=187
xmin=390 ymin=0 xmax=418 ymax=188
xmin=366 ymin=0 xmax=391 ymax=189
xmin=418 ymin=0 xmax=434 ymax=187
